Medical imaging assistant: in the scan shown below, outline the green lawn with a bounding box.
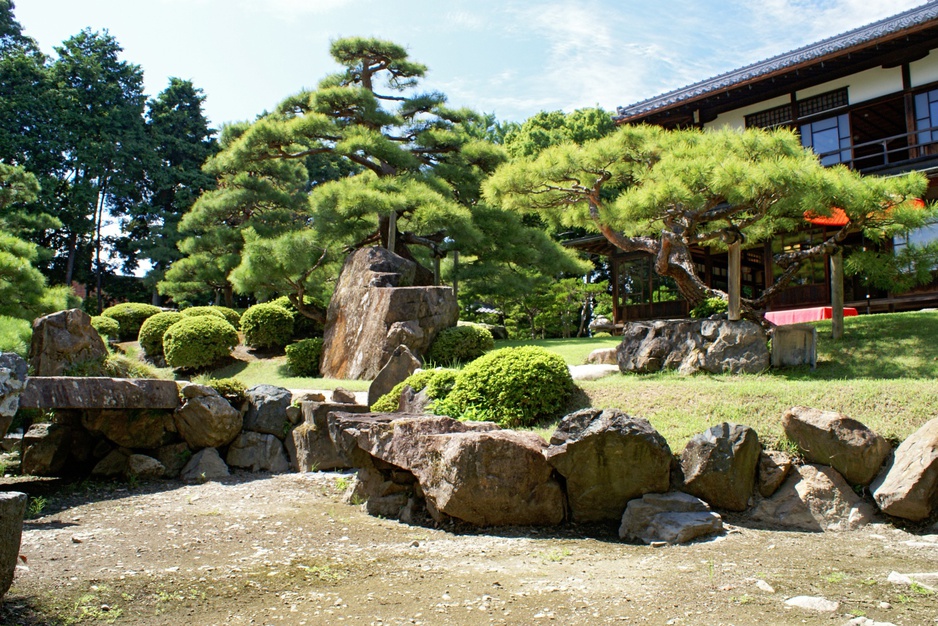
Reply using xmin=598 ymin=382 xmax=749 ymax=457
xmin=197 ymin=311 xmax=938 ymax=453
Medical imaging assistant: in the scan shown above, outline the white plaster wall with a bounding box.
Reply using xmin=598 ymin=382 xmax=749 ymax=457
xmin=705 ymin=95 xmax=790 ymax=130
xmin=910 ymin=51 xmax=938 ymax=88
xmin=796 ymin=66 xmax=902 ymax=105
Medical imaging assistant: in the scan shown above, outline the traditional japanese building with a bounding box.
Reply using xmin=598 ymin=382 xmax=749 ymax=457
xmin=573 ymin=1 xmax=938 ymax=325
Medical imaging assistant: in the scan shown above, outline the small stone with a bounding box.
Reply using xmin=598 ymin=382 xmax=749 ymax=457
xmin=754 ymin=579 xmax=775 ymax=593
xmin=784 ymin=595 xmax=839 ymax=611
xmin=410 ymin=540 xmax=420 ymax=548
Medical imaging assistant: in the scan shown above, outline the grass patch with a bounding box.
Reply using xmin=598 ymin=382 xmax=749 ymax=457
xmin=522 ymin=311 xmax=938 ymax=451
xmin=494 ymin=336 xmax=622 ymax=366
xmin=0 ymin=315 xmax=31 ymax=357
xmin=202 ymin=357 xmax=369 ymax=391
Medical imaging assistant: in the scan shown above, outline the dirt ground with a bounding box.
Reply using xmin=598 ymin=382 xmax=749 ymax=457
xmin=2 ymin=471 xmax=938 ymax=626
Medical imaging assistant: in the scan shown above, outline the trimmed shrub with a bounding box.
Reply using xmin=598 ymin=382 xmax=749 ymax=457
xmin=436 ymin=346 xmax=574 ymax=428
xmin=427 ymin=324 xmax=494 ymax=365
xmin=90 ymin=315 xmax=120 ymax=341
xmin=212 ymin=306 xmax=242 ymax=329
xmin=0 ymin=315 xmax=31 ymax=357
xmin=285 ymin=337 xmax=324 ymax=377
xmin=271 ymin=295 xmax=323 ymax=339
xmin=103 ymin=353 xmax=164 ymax=379
xmin=193 ymin=376 xmax=247 ymax=407
xmin=163 ymin=316 xmax=238 ymax=370
xmin=180 ymin=306 xmax=227 ymax=322
xmin=370 ymin=368 xmax=458 ymax=413
xmin=101 ymin=302 xmax=162 ymax=340
xmin=690 ymin=297 xmax=728 ymax=318
xmin=137 ymin=311 xmax=184 ymax=358
xmin=240 ymin=303 xmax=294 ymax=349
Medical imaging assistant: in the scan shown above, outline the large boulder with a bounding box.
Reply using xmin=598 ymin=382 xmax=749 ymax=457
xmin=871 ymin=418 xmax=938 ymax=521
xmin=28 ymin=309 xmax=108 ymax=376
xmin=0 ymin=491 xmax=27 ymax=600
xmin=289 ymin=402 xmax=370 ymax=472
xmin=0 ymin=352 xmax=27 ymax=438
xmin=367 ymin=345 xmax=421 ymax=408
xmin=180 ymin=447 xmax=230 ymax=483
xmin=174 ymin=384 xmax=242 ymax=449
xmin=545 ymin=408 xmax=672 ymax=522
xmin=616 ymin=319 xmax=768 ymax=375
xmin=619 ymin=492 xmax=723 ymax=545
xmin=242 ymin=385 xmax=293 ymax=439
xmin=21 ymin=422 xmax=73 ymax=476
xmin=782 ymin=406 xmax=890 ymax=485
xmin=417 ymin=430 xmax=565 ymax=526
xmin=226 ymin=431 xmax=290 ymax=473
xmin=750 ymin=464 xmax=875 ymax=531
xmin=757 ymin=450 xmax=793 ymax=498
xmin=81 ymin=409 xmax=177 ymax=450
xmin=18 ymin=377 xmax=180 ymax=410
xmin=680 ymin=423 xmax=760 ymax=511
xmin=320 ymin=247 xmax=458 ymax=380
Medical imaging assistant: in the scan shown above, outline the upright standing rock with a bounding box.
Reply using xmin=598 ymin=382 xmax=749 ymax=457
xmin=872 ymin=418 xmax=938 ymax=521
xmin=367 ymin=345 xmax=422 ymax=408
xmin=545 ymin=408 xmax=672 ymax=522
xmin=0 ymin=352 xmax=27 ymax=438
xmin=320 ymin=247 xmax=457 ymax=379
xmin=681 ymin=423 xmax=760 ymax=511
xmin=29 ymin=309 xmax=108 ymax=376
xmin=242 ymin=385 xmax=293 ymax=439
xmin=0 ymin=491 xmax=27 ymax=600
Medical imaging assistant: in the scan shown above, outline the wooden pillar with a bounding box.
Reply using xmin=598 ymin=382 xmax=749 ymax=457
xmin=728 ymin=241 xmax=741 ymax=321
xmin=611 ymin=256 xmax=621 ymax=324
xmin=903 ymin=63 xmax=919 ymax=159
xmin=433 ymin=256 xmax=441 ymax=286
xmin=387 ymin=212 xmax=397 ymax=253
xmin=831 ymin=249 xmax=844 ymax=340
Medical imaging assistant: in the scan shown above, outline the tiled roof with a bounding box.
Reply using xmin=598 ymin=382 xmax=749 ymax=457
xmin=615 ymin=2 xmax=938 ymax=121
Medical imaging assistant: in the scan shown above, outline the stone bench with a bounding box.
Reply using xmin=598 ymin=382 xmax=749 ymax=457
xmin=18 ymin=377 xmax=180 ymax=410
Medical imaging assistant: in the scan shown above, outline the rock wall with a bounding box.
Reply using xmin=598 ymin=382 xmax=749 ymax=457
xmin=320 ymin=247 xmax=457 ymax=380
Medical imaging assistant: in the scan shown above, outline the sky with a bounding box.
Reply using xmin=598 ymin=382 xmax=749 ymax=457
xmin=13 ymin=0 xmax=929 ymax=130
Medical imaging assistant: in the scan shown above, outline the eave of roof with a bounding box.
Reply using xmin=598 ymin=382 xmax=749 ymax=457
xmin=615 ymin=2 xmax=938 ymax=123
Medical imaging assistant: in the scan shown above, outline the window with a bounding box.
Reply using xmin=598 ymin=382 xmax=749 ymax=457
xmin=801 ymin=114 xmax=851 ymax=165
xmin=745 ymin=88 xmax=848 ymax=129
xmin=914 ymin=88 xmax=938 ymax=145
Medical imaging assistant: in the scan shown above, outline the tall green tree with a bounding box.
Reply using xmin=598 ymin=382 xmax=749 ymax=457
xmin=118 ymin=78 xmax=217 ymax=304
xmin=167 ymin=37 xmax=585 ymax=318
xmin=484 ymin=124 xmax=931 ymax=317
xmin=0 ymin=163 xmax=74 ymax=319
xmin=44 ymin=29 xmax=150 ymax=308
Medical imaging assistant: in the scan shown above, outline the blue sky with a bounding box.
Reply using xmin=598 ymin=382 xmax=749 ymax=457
xmin=14 ymin=0 xmax=926 ymax=129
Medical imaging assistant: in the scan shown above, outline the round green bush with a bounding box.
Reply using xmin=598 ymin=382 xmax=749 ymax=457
xmin=163 ymin=316 xmax=239 ymax=370
xmin=211 ymin=306 xmax=242 ymax=330
xmin=437 ymin=346 xmax=574 ymax=428
xmin=427 ymin=324 xmax=494 ymax=365
xmin=690 ymin=297 xmax=728 ymax=318
xmin=271 ymin=295 xmax=323 ymax=339
xmin=180 ymin=306 xmax=227 ymax=322
xmin=137 ymin=311 xmax=184 ymax=358
xmin=197 ymin=377 xmax=246 ymax=407
xmin=101 ymin=302 xmax=162 ymax=341
xmin=370 ymin=368 xmax=458 ymax=413
xmin=90 ymin=315 xmax=120 ymax=341
xmin=285 ymin=337 xmax=324 ymax=377
xmin=240 ymin=303 xmax=294 ymax=349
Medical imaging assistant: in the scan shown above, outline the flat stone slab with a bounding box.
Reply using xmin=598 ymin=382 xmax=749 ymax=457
xmin=19 ymin=377 xmax=180 ymax=410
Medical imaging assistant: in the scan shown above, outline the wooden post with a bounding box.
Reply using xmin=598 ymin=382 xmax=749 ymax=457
xmin=433 ymin=256 xmax=440 ymax=286
xmin=387 ymin=212 xmax=397 ymax=254
xmin=831 ymin=249 xmax=844 ymax=340
xmin=728 ymin=241 xmax=741 ymax=321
